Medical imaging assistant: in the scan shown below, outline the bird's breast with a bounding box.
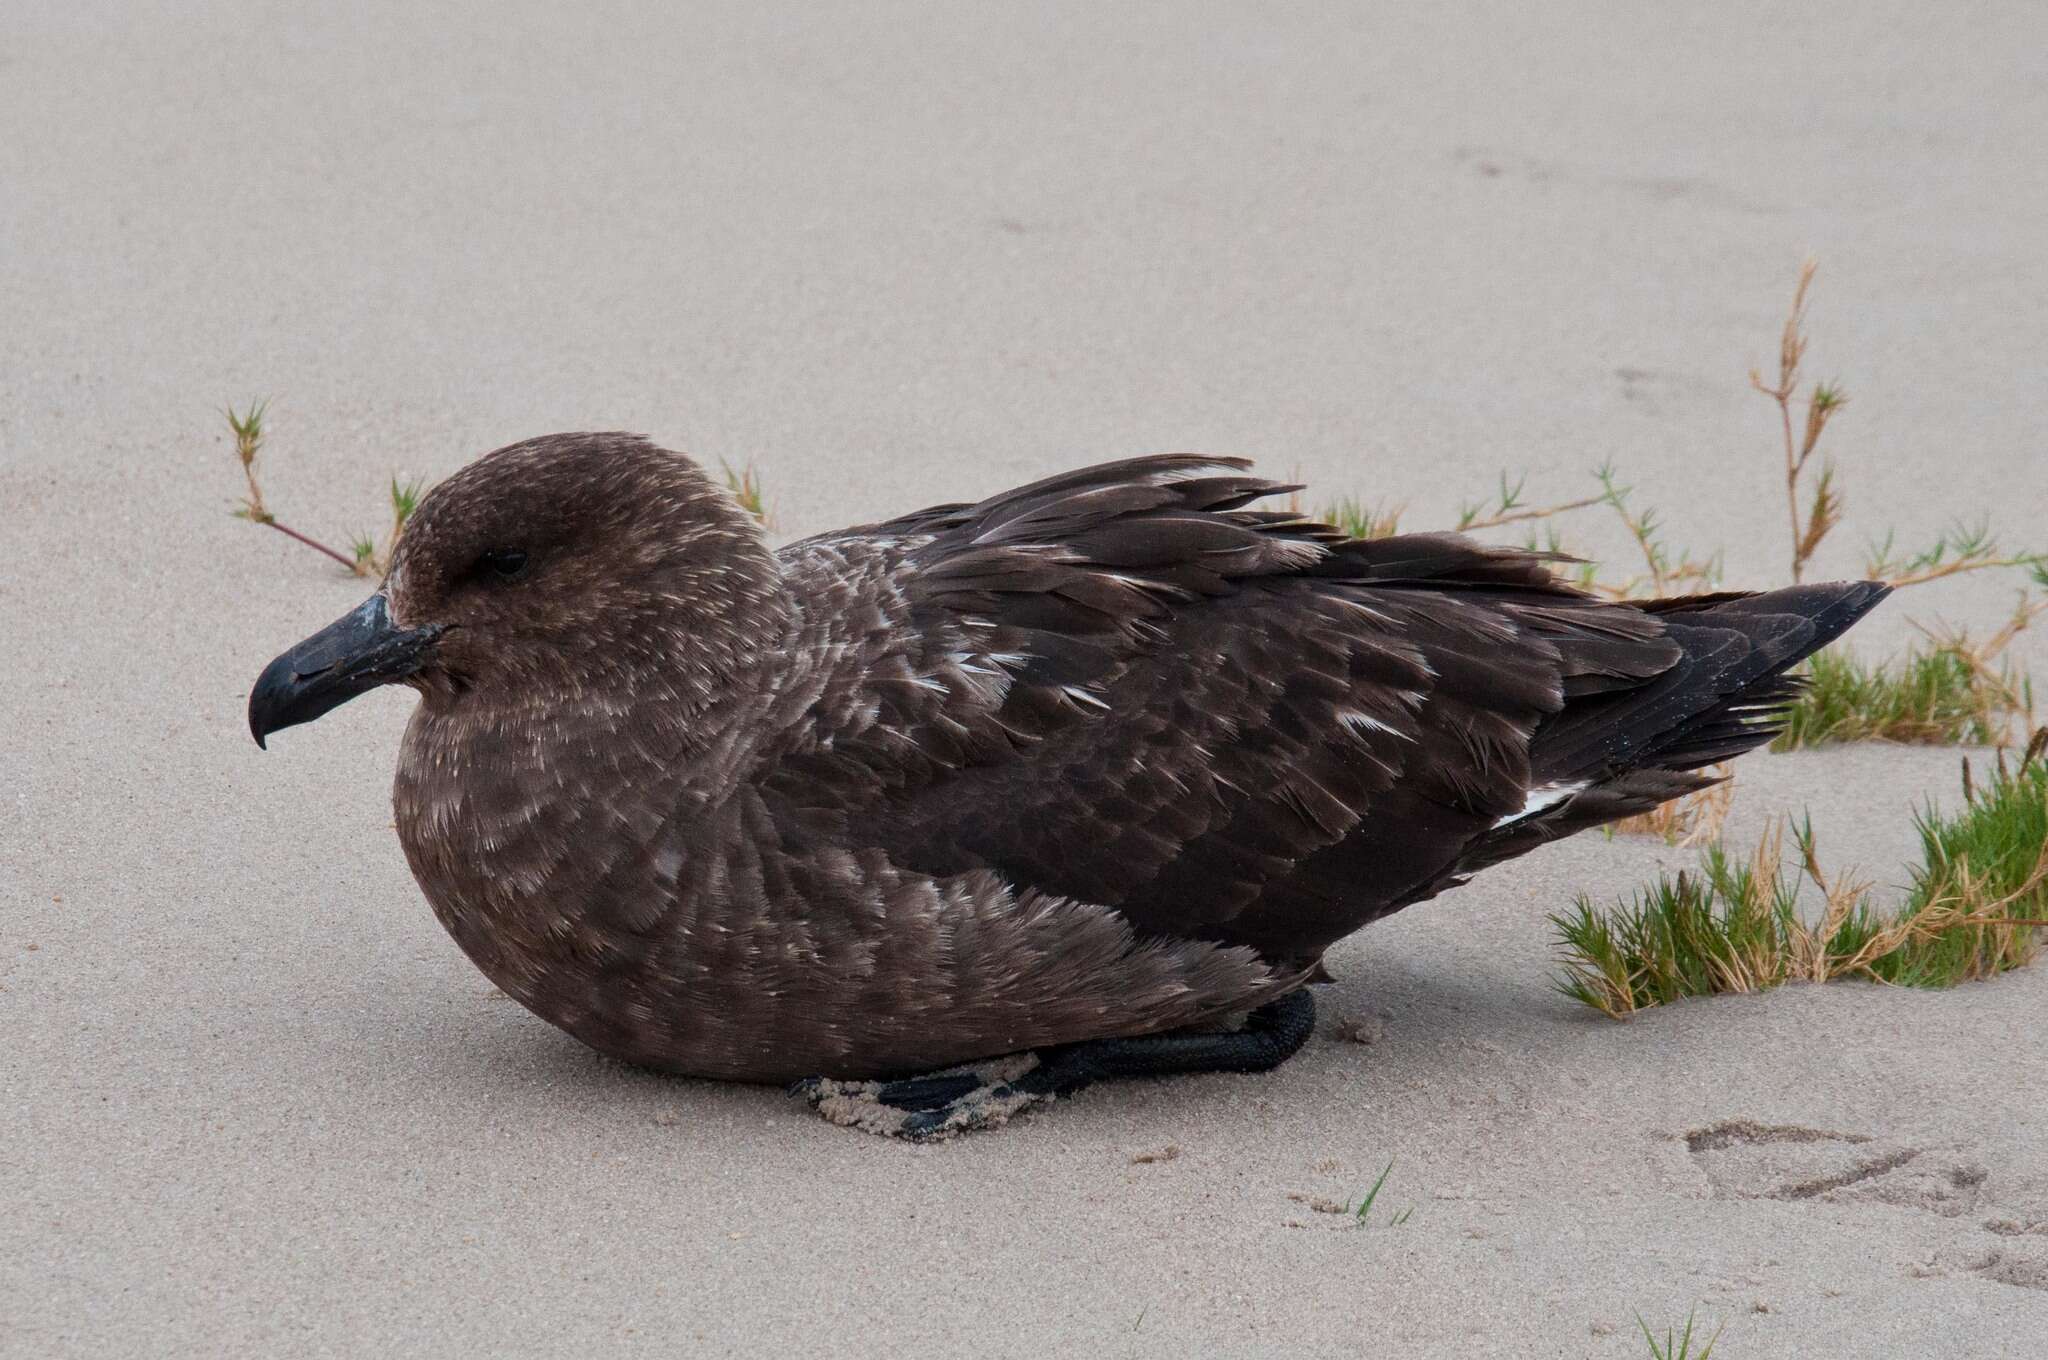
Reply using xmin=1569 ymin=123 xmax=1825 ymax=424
xmin=392 ymin=709 xmax=678 ymax=1007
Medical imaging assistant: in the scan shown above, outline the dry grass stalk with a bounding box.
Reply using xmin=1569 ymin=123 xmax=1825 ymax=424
xmin=1750 ymin=259 xmax=1848 ymax=584
xmin=1454 ymin=471 xmax=1606 ymax=533
xmin=1736 ymin=260 xmax=2045 ymax=747
xmin=1832 ymin=846 xmax=2048 ymax=983
xmin=1910 ymin=595 xmax=2047 ymax=724
xmin=1777 ymin=820 xmax=1879 ymax=983
xmin=1585 ymin=466 xmax=1721 ymax=600
xmin=1868 ymin=520 xmax=2048 ymax=590
xmin=1611 ymin=768 xmax=1734 ymax=847
xmin=1456 ymin=496 xmax=1605 ymax=532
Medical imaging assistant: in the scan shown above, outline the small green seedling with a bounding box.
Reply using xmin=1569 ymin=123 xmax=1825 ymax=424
xmin=1637 ymin=1310 xmax=1722 ymax=1359
xmin=1591 ymin=464 xmax=1722 ymax=598
xmin=224 ymin=399 xmax=421 ymax=578
xmin=719 ymin=458 xmax=770 ymax=526
xmin=1349 ymin=1160 xmax=1414 ymax=1228
xmin=1455 ymin=469 xmax=1605 ymax=534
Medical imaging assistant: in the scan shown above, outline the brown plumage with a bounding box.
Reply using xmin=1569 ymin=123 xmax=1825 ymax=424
xmin=249 ymin=433 xmax=1887 ymax=1110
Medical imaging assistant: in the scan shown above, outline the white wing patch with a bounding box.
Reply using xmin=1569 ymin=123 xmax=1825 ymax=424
xmin=1492 ymin=779 xmax=1589 ymax=828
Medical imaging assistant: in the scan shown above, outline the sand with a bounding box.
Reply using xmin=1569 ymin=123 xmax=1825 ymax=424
xmin=6 ymin=2 xmax=2047 ymax=1354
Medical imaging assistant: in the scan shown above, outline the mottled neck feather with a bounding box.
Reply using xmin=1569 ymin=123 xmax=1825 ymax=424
xmin=391 ymin=473 xmax=798 ymax=991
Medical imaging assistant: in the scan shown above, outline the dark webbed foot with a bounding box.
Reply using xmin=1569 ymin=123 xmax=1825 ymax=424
xmin=792 ymin=989 xmax=1316 ymax=1141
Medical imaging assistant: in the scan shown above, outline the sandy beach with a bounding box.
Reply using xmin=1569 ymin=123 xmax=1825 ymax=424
xmin=6 ymin=2 xmax=2047 ymax=1353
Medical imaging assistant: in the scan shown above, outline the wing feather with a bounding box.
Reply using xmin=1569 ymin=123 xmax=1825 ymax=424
xmin=771 ymin=456 xmax=1883 ymax=967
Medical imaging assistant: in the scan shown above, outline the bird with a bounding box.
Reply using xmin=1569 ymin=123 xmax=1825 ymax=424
xmin=249 ymin=433 xmax=1888 ymax=1139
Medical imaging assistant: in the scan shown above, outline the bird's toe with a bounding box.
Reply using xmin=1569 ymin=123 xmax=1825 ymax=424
xmin=869 ymin=1071 xmax=988 ymax=1113
xmin=792 ymin=1055 xmax=1057 ymax=1141
xmin=894 ymin=1080 xmax=1055 ymax=1141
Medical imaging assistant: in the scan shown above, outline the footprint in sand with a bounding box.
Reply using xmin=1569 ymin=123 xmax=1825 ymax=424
xmin=1971 ymin=1214 xmax=2048 ymax=1292
xmin=1684 ymin=1119 xmax=1986 ymax=1217
xmin=1682 ymin=1119 xmax=2048 ymax=1292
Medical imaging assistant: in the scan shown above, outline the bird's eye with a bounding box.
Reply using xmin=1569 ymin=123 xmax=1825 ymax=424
xmin=476 ymin=547 xmax=529 ymax=580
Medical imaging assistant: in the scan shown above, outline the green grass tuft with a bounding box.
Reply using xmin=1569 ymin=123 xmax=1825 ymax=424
xmin=390 ymin=475 xmax=425 ymax=525
xmin=1551 ymin=828 xmax=1824 ymax=1014
xmin=1775 ymin=647 xmax=2028 ymax=750
xmin=1889 ymin=729 xmax=2048 ymax=984
xmin=1554 ymin=734 xmax=2048 ymax=1018
xmin=1320 ymin=496 xmax=1404 ymax=541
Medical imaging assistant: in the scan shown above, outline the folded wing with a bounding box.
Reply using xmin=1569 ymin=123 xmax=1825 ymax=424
xmin=772 ymin=456 xmax=1885 ymax=967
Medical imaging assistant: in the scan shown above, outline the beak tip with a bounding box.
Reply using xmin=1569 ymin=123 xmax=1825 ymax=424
xmin=247 ymin=593 xmax=430 ymax=749
xmin=248 ymin=658 xmax=289 ymax=749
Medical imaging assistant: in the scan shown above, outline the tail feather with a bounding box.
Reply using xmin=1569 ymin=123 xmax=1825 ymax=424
xmin=1459 ymin=580 xmax=1889 ymax=870
xmin=1633 ymin=580 xmax=1890 ymax=765
xmin=1531 ymin=580 xmax=1888 ymax=785
xmin=1638 ymin=675 xmax=1808 ymax=771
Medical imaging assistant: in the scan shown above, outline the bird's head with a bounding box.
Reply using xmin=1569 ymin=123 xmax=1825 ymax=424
xmin=248 ymin=432 xmax=779 ymax=747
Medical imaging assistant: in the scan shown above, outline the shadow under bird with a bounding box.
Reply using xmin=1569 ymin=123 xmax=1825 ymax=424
xmin=249 ymin=434 xmax=1887 ymax=1138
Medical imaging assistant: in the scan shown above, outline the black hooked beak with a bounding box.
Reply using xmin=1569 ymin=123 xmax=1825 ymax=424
xmin=248 ymin=594 xmax=444 ymax=748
